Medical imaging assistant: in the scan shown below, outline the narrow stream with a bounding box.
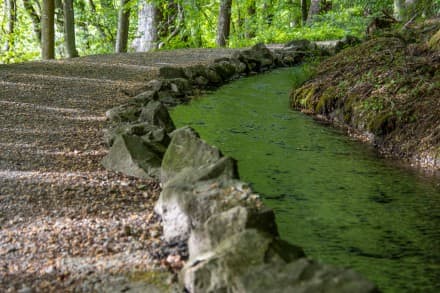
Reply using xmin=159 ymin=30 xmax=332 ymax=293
xmin=170 ymin=67 xmax=440 ymax=292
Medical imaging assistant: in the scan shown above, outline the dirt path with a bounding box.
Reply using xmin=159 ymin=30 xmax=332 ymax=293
xmin=0 ymin=48 xmax=237 ymax=291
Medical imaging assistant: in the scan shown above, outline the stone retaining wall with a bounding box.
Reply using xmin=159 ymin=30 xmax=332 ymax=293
xmin=102 ymin=42 xmax=378 ymax=292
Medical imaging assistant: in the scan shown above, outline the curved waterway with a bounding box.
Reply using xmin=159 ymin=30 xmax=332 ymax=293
xmin=170 ymin=67 xmax=440 ymax=292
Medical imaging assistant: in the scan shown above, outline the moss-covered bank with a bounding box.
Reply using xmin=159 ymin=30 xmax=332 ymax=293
xmin=291 ymin=19 xmax=440 ymax=172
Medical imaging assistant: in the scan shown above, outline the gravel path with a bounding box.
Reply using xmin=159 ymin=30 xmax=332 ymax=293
xmin=0 ymin=49 xmax=237 ymax=292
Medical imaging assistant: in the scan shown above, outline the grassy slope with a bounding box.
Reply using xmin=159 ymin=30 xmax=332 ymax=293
xmin=290 ymin=19 xmax=440 ymax=171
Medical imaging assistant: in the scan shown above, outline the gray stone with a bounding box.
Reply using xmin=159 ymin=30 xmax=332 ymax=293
xmin=105 ymin=91 xmax=158 ymax=123
xmin=138 ymin=100 xmax=175 ymax=133
xmin=164 ymin=156 xmax=239 ymax=187
xmin=166 ymin=78 xmax=191 ymax=96
xmin=160 ymin=127 xmax=222 ymax=183
xmin=194 ymin=76 xmax=209 ymax=86
xmin=145 ymin=79 xmax=163 ymax=92
xmin=183 ymin=227 xmax=376 ymax=293
xmin=284 ymin=39 xmax=316 ymax=51
xmin=105 ymin=104 xmax=142 ymax=123
xmin=181 ymin=229 xmax=305 ymax=293
xmin=155 ymin=176 xmax=248 ymax=243
xmin=132 ymin=90 xmax=158 ymax=105
xmin=211 ymin=61 xmax=236 ymax=81
xmin=238 ymin=258 xmax=379 ymax=293
xmin=229 ymin=58 xmax=247 ymax=74
xmin=104 ymin=122 xmax=169 ymax=148
xmin=101 ymin=134 xmax=161 ymax=179
xmin=159 ymin=66 xmax=185 ymax=79
xmin=183 ymin=65 xmax=206 ymax=80
xmin=204 ymin=68 xmax=223 ymax=84
xmin=188 ymin=205 xmax=279 ymax=258
xmin=234 ymin=43 xmax=274 ymax=72
xmin=140 ymin=127 xmax=170 ymax=156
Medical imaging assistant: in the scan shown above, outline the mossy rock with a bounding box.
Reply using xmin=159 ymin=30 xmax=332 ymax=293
xmin=315 ymin=86 xmax=339 ymax=114
xmin=368 ymin=112 xmax=397 ymax=136
xmin=128 ymin=270 xmax=181 ymax=292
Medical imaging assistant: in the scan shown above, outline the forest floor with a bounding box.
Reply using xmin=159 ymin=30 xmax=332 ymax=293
xmin=291 ymin=18 xmax=440 ymax=173
xmin=0 ymin=48 xmax=237 ymax=292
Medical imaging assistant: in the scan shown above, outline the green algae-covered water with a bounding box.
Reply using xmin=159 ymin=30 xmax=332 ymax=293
xmin=170 ymin=67 xmax=440 ymax=292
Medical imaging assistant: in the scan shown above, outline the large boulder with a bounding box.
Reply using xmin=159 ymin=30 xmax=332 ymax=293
xmin=155 ymin=175 xmax=249 ymax=243
xmin=159 ymin=66 xmax=186 ymax=79
xmin=101 ymin=134 xmax=162 ymax=178
xmin=210 ymin=60 xmax=237 ymax=81
xmin=105 ymin=91 xmax=158 ymax=122
xmin=233 ymin=43 xmax=274 ymax=72
xmin=104 ymin=122 xmax=169 ymax=148
xmin=181 ymin=229 xmax=305 ymax=293
xmin=204 ymin=68 xmax=223 ymax=84
xmin=183 ymin=64 xmax=207 ymax=80
xmin=132 ymin=90 xmax=158 ymax=105
xmin=238 ymin=258 xmax=380 ymax=293
xmin=138 ymin=100 xmax=175 ymax=133
xmin=160 ymin=127 xmax=223 ymax=183
xmin=284 ymin=39 xmax=317 ymax=51
xmin=105 ymin=104 xmax=143 ymax=123
xmin=182 ymin=228 xmax=377 ymax=293
xmin=188 ymin=205 xmax=279 ymax=258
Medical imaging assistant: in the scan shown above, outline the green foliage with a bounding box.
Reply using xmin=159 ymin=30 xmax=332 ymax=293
xmin=0 ymin=1 xmax=40 ymax=64
xmin=2 ymin=0 xmax=436 ymax=63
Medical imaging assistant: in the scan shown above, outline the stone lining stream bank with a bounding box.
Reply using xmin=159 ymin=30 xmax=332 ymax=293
xmin=102 ymin=42 xmax=379 ymax=292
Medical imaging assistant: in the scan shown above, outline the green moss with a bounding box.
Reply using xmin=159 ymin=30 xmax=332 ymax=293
xmin=290 ymin=83 xmax=319 ymax=111
xmin=428 ymin=29 xmax=440 ymax=51
xmin=129 ymin=270 xmax=173 ymax=291
xmin=368 ymin=112 xmax=397 ymax=136
xmin=315 ymin=86 xmax=338 ymax=114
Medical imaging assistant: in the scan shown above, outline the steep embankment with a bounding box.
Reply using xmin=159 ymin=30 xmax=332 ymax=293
xmin=291 ymin=19 xmax=440 ymax=172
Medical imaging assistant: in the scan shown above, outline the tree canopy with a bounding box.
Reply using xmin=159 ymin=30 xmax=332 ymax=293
xmin=0 ymin=0 xmax=438 ymax=63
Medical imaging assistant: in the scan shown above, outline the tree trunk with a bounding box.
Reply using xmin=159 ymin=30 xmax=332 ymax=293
xmin=301 ymin=0 xmax=308 ymax=25
xmin=63 ymin=0 xmax=78 ymax=57
xmin=23 ymin=0 xmax=42 ymax=43
xmin=216 ymin=0 xmax=233 ymax=47
xmin=132 ymin=1 xmax=159 ymax=52
xmin=307 ymin=0 xmax=321 ymax=23
xmin=394 ymin=0 xmax=406 ymax=21
xmin=115 ymin=0 xmax=131 ymax=53
xmin=4 ymin=0 xmax=17 ymax=51
xmin=42 ymin=0 xmax=55 ymax=59
xmin=245 ymin=0 xmax=256 ymax=38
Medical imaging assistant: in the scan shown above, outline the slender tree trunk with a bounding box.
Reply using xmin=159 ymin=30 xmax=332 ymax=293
xmin=63 ymin=0 xmax=78 ymax=57
xmin=42 ymin=0 xmax=55 ymax=59
xmin=23 ymin=0 xmax=42 ymax=43
xmin=216 ymin=0 xmax=233 ymax=47
xmin=115 ymin=0 xmax=131 ymax=53
xmin=245 ymin=0 xmax=256 ymax=38
xmin=132 ymin=1 xmax=159 ymax=52
xmin=4 ymin=0 xmax=17 ymax=51
xmin=307 ymin=0 xmax=321 ymax=23
xmin=301 ymin=0 xmax=308 ymax=25
xmin=55 ymin=0 xmax=64 ymax=27
xmin=394 ymin=0 xmax=406 ymax=20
